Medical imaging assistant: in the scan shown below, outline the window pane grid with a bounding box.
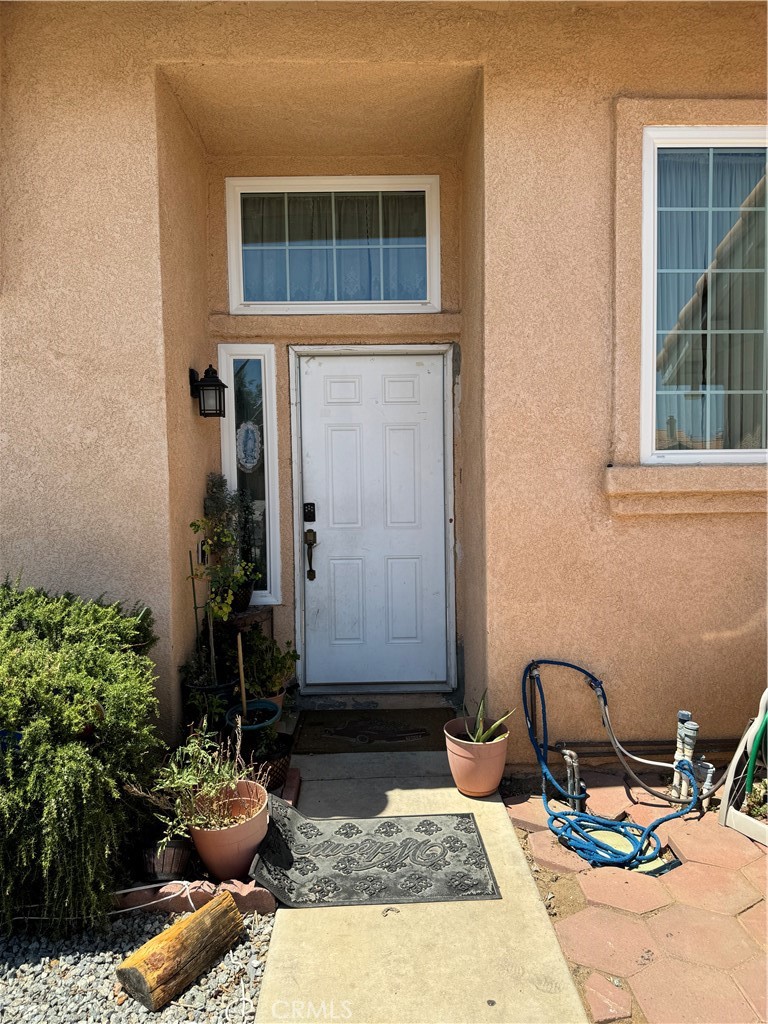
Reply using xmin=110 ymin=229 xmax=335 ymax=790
xmin=705 ymin=148 xmax=713 ymax=447
xmin=378 ymin=192 xmax=384 ymax=302
xmin=241 ymin=189 xmax=427 ymax=304
xmin=657 ymin=268 xmax=761 ymax=274
xmin=655 ymin=145 xmax=767 ymax=451
xmin=283 ymin=193 xmax=291 ymax=303
xmin=658 ymin=207 xmax=766 ymax=212
xmin=764 ymin=198 xmax=768 ymax=446
xmin=330 ymin=192 xmax=338 ymax=301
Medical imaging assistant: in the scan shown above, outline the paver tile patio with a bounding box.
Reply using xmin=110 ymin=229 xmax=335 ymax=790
xmin=732 ymin=956 xmax=768 ymax=1021
xmin=583 ymin=972 xmax=632 ymax=1023
xmin=555 ymin=906 xmax=660 ymax=977
xmin=518 ymin=778 xmax=768 ymax=1024
xmin=628 ymin=958 xmax=759 ymax=1024
xmin=662 ymin=860 xmax=762 ymax=916
xmin=576 ymin=867 xmax=672 ymax=914
xmin=581 ymin=772 xmax=631 ymax=820
xmin=742 ymin=855 xmax=767 ymax=896
xmin=504 ymin=794 xmax=570 ymax=833
xmin=527 ymin=828 xmax=590 ymax=873
xmin=737 ymin=899 xmax=767 ymax=948
xmin=624 ymin=775 xmax=667 ymax=805
xmin=647 ymin=903 xmax=759 ymax=969
xmin=668 ymin=813 xmax=764 ymax=869
xmin=625 ymin=801 xmax=700 ymax=846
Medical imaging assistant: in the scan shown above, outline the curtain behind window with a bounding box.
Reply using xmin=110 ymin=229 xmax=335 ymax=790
xmin=656 ymin=149 xmax=766 ymax=451
xmin=240 ymin=190 xmax=428 ymax=305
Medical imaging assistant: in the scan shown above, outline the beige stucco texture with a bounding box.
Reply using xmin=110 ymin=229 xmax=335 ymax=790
xmin=1 ymin=3 xmax=765 ymax=755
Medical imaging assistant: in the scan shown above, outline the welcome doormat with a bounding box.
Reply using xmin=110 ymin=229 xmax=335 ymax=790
xmin=250 ymin=797 xmax=501 ymax=908
xmin=292 ymin=708 xmax=453 ymax=754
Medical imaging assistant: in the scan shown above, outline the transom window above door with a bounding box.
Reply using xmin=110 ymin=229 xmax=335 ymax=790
xmin=225 ymin=176 xmax=440 ymax=314
xmin=642 ymin=128 xmax=766 ymax=463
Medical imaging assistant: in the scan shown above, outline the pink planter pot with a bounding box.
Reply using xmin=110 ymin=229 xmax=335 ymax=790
xmin=444 ymin=718 xmax=509 ymax=797
xmin=189 ymin=780 xmax=269 ymax=881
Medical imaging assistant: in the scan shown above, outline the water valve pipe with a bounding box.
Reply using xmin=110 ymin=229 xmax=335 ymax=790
xmin=680 ymin=721 xmax=700 ymax=801
xmin=671 ymin=710 xmax=692 ymax=799
xmin=522 ymin=659 xmax=704 ymax=869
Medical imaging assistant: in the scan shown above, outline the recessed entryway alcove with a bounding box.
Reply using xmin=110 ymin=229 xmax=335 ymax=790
xmin=154 ymin=59 xmax=486 ymax=712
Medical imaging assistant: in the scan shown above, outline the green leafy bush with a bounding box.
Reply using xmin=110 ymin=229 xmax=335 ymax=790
xmin=0 ymin=582 xmax=165 ymax=933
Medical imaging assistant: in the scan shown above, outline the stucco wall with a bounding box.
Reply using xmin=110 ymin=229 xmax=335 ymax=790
xmin=480 ymin=5 xmax=767 ymax=759
xmin=457 ymin=80 xmax=487 ymax=707
xmin=0 ymin=4 xmax=177 ymax=732
xmin=1 ymin=2 xmax=765 ymax=759
xmin=155 ymin=71 xmax=220 ymax=733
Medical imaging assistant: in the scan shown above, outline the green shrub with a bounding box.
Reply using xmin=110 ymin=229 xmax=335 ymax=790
xmin=0 ymin=582 xmax=165 ymax=933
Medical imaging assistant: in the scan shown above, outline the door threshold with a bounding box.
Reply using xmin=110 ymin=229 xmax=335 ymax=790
xmin=297 ymin=692 xmax=457 ymax=712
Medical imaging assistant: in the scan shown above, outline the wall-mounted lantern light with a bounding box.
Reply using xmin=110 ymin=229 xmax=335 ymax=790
xmin=189 ymin=365 xmax=227 ymax=418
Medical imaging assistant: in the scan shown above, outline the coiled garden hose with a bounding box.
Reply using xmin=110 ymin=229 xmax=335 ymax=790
xmin=522 ymin=659 xmax=700 ymax=868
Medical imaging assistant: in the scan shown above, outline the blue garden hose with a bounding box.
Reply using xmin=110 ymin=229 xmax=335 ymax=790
xmin=522 ymin=659 xmax=699 ymax=869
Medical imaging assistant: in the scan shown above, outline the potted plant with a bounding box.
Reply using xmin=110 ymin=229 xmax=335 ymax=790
xmin=240 ymin=723 xmax=293 ymax=793
xmin=180 ymin=647 xmax=234 ymax=729
xmin=245 ymin=631 xmax=299 ymax=710
xmin=152 ymin=724 xmax=269 ymax=881
xmin=444 ymin=694 xmax=515 ymax=798
xmin=190 ymin=473 xmax=260 ymax=623
xmin=225 ymin=699 xmax=281 ymax=753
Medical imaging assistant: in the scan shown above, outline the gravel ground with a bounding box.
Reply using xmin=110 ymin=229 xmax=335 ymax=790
xmin=0 ymin=910 xmax=274 ymax=1023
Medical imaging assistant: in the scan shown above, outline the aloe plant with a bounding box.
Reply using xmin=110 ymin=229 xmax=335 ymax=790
xmin=463 ymin=691 xmax=515 ymax=743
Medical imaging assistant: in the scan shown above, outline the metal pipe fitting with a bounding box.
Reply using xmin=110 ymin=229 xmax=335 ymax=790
xmin=569 ymin=749 xmax=586 ymax=812
xmin=561 ymin=748 xmax=576 ymax=809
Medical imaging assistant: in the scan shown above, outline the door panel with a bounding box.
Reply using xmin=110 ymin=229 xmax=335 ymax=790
xmin=299 ymin=352 xmax=447 ymax=688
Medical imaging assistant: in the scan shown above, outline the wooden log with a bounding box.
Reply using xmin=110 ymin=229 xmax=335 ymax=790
xmin=116 ymin=891 xmax=245 ymax=1011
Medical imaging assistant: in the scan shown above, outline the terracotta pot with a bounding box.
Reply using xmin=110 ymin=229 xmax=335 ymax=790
xmin=268 ymin=676 xmax=296 ymax=710
xmin=189 ymin=780 xmax=269 ymax=881
xmin=444 ymin=718 xmax=509 ymax=797
xmin=268 ymin=688 xmax=286 ymax=711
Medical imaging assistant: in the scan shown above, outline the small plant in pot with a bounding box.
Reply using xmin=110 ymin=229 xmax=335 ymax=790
xmin=444 ymin=694 xmax=515 ymax=798
xmin=244 ymin=724 xmax=293 ymax=793
xmin=180 ymin=647 xmax=234 ymax=730
xmin=152 ymin=723 xmax=269 ymax=881
xmin=224 ymin=632 xmax=282 ymax=755
xmin=225 ymin=700 xmax=281 ymax=756
xmin=245 ymin=631 xmax=299 ymax=710
xmin=123 ymin=784 xmax=194 ymax=883
xmin=190 ymin=473 xmax=260 ymax=622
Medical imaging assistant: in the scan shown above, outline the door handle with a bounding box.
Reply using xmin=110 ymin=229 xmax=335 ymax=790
xmin=304 ymin=529 xmax=317 ymax=581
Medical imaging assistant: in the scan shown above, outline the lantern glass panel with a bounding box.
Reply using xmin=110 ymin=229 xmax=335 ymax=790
xmin=200 ymin=381 xmax=224 ymax=417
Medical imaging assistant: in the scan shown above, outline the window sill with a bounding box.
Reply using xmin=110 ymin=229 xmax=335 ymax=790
xmin=604 ymin=465 xmax=767 ymax=517
xmin=210 ymin=311 xmax=461 ymax=339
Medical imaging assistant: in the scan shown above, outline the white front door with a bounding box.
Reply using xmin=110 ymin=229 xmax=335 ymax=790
xmin=297 ymin=351 xmax=450 ymax=690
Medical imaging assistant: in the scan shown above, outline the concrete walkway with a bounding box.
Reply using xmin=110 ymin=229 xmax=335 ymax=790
xmin=255 ymin=752 xmax=586 ymax=1024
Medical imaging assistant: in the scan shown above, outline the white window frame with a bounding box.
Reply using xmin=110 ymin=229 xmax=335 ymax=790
xmin=225 ymin=175 xmax=441 ymax=315
xmin=641 ymin=125 xmax=767 ymax=465
xmin=218 ymin=344 xmax=281 ymax=606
